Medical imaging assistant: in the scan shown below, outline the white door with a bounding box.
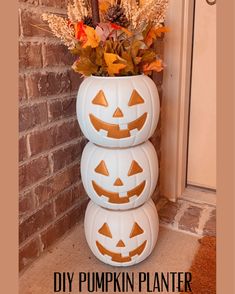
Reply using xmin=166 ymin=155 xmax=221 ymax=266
xmin=187 ymin=0 xmax=216 ymax=190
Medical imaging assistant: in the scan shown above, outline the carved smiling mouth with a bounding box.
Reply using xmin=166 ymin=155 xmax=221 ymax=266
xmin=89 ymin=113 xmax=147 ymax=139
xmin=96 ymin=240 xmax=147 ymax=263
xmin=92 ymin=181 xmax=146 ymax=204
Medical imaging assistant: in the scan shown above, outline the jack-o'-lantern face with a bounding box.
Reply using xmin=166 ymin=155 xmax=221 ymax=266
xmin=76 ymin=75 xmax=160 ymax=148
xmin=81 ymin=141 xmax=159 ymax=210
xmin=90 ymin=90 xmax=147 ymax=139
xmin=96 ymin=221 xmax=146 ymax=263
xmin=92 ymin=159 xmax=146 ymax=204
xmin=84 ymin=199 xmax=159 ymax=266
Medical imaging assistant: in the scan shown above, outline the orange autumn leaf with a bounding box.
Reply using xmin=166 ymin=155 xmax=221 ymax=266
xmin=104 ymin=53 xmax=127 ymax=76
xmin=83 ymin=26 xmax=100 ymax=48
xmin=145 ymin=28 xmax=156 ymax=47
xmin=145 ymin=26 xmax=170 ymax=46
xmin=110 ymin=23 xmax=133 ymax=37
xmin=155 ymin=26 xmax=170 ymax=37
xmin=143 ymin=60 xmax=164 ymax=74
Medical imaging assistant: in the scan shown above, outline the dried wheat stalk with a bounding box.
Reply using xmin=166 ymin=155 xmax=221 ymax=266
xmin=42 ymin=13 xmax=76 ymax=49
xmin=67 ymin=0 xmax=91 ymax=22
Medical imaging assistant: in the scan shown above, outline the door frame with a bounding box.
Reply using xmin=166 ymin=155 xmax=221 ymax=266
xmin=160 ymin=0 xmax=216 ymax=205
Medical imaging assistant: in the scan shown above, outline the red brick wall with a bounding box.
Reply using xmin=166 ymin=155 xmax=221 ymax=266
xmin=19 ymin=0 xmax=88 ymax=272
xmin=18 ymin=0 xmax=163 ymax=272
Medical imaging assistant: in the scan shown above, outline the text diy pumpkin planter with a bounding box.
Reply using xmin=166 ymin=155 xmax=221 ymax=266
xmin=76 ymin=75 xmax=160 ymax=148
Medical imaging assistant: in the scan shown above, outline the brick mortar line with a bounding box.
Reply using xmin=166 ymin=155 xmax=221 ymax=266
xmin=48 ymin=153 xmax=54 ymax=174
xmin=19 ymin=38 xmax=67 ymax=45
xmin=19 ymin=92 xmax=77 ymax=108
xmin=18 ymin=33 xmax=59 ymax=46
xmin=158 ymin=197 xmax=216 ymax=236
xmin=196 ymin=206 xmax=214 ymax=235
xmin=19 ymin=135 xmax=85 ymax=167
xmin=19 ymin=208 xmax=86 ymax=276
xmin=52 ymin=196 xmax=57 ymax=219
xmin=159 ymin=223 xmax=201 ymax=238
xmin=18 ymin=36 xmax=63 ymax=44
xmin=18 ymin=3 xmax=23 ymax=36
xmin=172 ymin=201 xmax=190 ymax=230
xmin=19 ymin=175 xmax=83 ymax=206
xmin=20 ymin=133 xmax=82 ymax=164
xmin=19 ymin=115 xmax=77 ymax=138
xmin=19 ymin=195 xmax=87 ymax=249
xmin=178 ymin=196 xmax=216 ymax=209
xmin=26 ymin=135 xmax=32 ymax=158
xmin=19 ymin=155 xmax=82 ymax=195
xmin=20 ymin=65 xmax=72 ymax=75
xmin=19 ymin=3 xmax=67 ymax=15
xmin=158 ymin=196 xmax=215 ymax=210
xmin=19 ymin=92 xmax=78 ymax=107
xmin=19 ymin=179 xmax=84 ymax=224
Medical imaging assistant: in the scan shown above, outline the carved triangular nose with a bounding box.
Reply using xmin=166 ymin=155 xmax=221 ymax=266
xmin=113 ymin=107 xmax=124 ymax=118
xmin=113 ymin=178 xmax=124 ymax=186
xmin=116 ymin=240 xmax=125 ymax=247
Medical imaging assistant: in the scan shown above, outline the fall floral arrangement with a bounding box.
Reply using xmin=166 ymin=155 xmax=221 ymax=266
xmin=42 ymin=0 xmax=169 ymax=77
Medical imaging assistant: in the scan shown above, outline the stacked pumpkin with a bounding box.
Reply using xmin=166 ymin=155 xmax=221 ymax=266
xmin=77 ymin=75 xmax=160 ymax=266
xmin=41 ymin=0 xmax=169 ymax=267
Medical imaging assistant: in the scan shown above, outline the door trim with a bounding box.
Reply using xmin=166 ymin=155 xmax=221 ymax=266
xmin=160 ymin=0 xmax=195 ymax=201
xmin=161 ymin=0 xmax=216 ymax=203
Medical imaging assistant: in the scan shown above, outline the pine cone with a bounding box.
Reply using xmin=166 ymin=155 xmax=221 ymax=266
xmin=82 ymin=15 xmax=95 ymax=28
xmin=105 ymin=5 xmax=130 ymax=28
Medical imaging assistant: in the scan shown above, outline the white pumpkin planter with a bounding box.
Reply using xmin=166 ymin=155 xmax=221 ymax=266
xmin=81 ymin=140 xmax=158 ymax=210
xmin=76 ymin=75 xmax=160 ymax=148
xmin=84 ymin=199 xmax=159 ymax=266
xmin=77 ymin=75 xmax=160 ymax=267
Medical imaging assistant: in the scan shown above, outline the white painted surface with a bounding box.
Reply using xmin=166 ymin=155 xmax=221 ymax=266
xmin=161 ymin=0 xmax=194 ymax=201
xmin=84 ymin=199 xmax=159 ymax=266
xmin=76 ymin=75 xmax=160 ymax=148
xmin=81 ymin=141 xmax=158 ymax=210
xmin=187 ymin=0 xmax=216 ymax=189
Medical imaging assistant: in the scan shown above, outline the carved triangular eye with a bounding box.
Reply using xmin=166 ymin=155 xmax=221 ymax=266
xmin=95 ymin=160 xmax=109 ymax=176
xmin=92 ymin=90 xmax=108 ymax=107
xmin=128 ymin=160 xmax=143 ymax=176
xmin=128 ymin=90 xmax=144 ymax=106
xmin=98 ymin=223 xmax=112 ymax=238
xmin=129 ymin=222 xmax=144 ymax=238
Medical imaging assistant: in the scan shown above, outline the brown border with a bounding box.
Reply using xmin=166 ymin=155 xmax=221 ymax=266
xmin=217 ymin=0 xmax=235 ymax=293
xmin=0 ymin=0 xmax=18 ymax=293
xmin=0 ymin=0 xmax=234 ymax=293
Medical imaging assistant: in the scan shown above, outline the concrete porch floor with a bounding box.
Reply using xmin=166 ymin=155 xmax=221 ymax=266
xmin=19 ymin=222 xmax=199 ymax=294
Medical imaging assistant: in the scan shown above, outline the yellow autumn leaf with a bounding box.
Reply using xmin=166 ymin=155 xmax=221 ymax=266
xmin=104 ymin=53 xmax=127 ymax=76
xmin=83 ymin=26 xmax=100 ymax=48
xmin=143 ymin=60 xmax=164 ymax=74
